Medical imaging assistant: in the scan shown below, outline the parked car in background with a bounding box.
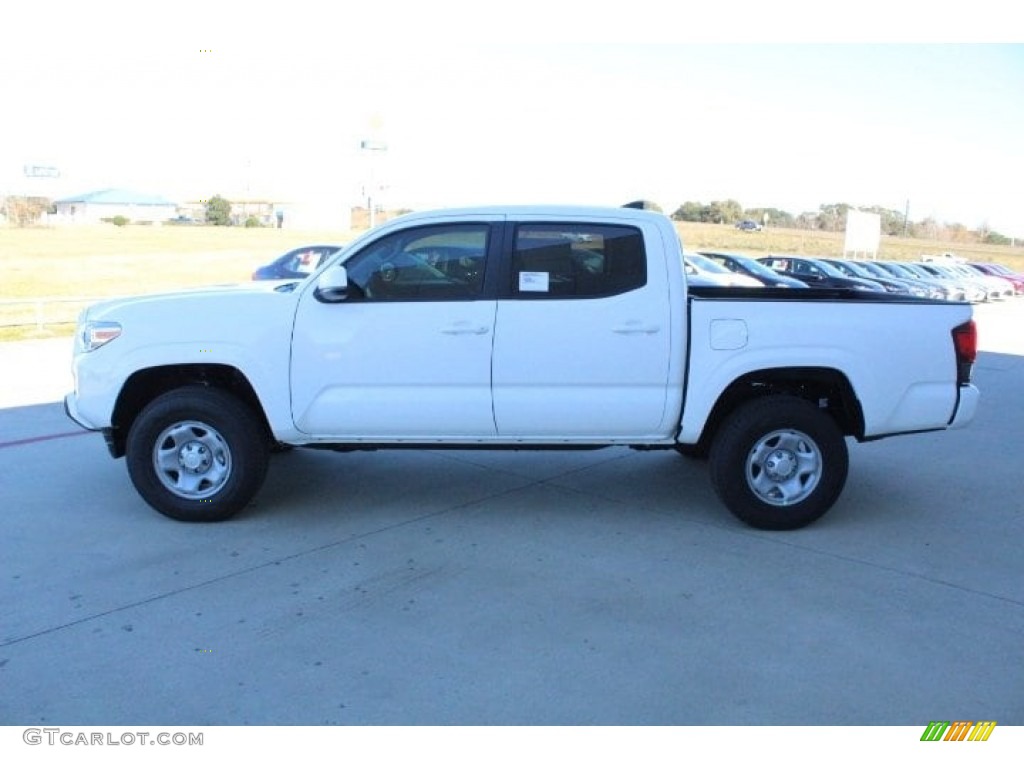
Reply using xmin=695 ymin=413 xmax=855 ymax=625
xmin=819 ymin=259 xmax=917 ymax=294
xmin=252 ymin=244 xmax=342 ymax=280
xmin=942 ymin=262 xmax=1013 ymax=300
xmin=914 ymin=263 xmax=991 ymax=303
xmin=968 ymin=263 xmax=1024 ymax=295
xmin=683 ymin=253 xmax=764 ymax=287
xmin=699 ymin=251 xmax=808 ymax=288
xmin=881 ymin=262 xmax=966 ymax=302
xmin=735 ymin=219 xmax=762 ymax=231
xmin=757 ymin=255 xmax=884 ymax=292
xmin=840 ymin=259 xmax=943 ymax=299
xmin=921 ymin=252 xmax=967 ymax=264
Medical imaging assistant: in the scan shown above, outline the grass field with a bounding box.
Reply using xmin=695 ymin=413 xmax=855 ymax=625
xmin=1 ymin=220 xmax=1022 ymax=341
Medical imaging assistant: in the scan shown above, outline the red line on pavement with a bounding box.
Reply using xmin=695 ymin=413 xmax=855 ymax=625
xmin=0 ymin=430 xmax=93 ymax=449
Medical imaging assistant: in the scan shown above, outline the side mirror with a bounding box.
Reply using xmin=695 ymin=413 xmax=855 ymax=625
xmin=315 ymin=265 xmax=350 ymax=303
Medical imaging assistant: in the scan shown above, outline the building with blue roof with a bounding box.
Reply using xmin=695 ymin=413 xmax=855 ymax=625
xmin=53 ymin=188 xmax=178 ymax=224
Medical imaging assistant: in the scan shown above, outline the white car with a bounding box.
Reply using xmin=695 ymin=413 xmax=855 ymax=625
xmin=684 ymin=253 xmax=764 ymax=287
xmin=942 ymin=263 xmax=1014 ymax=300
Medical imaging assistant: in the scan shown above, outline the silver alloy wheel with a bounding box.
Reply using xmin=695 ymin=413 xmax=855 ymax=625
xmin=152 ymin=420 xmax=232 ymax=499
xmin=745 ymin=428 xmax=822 ymax=506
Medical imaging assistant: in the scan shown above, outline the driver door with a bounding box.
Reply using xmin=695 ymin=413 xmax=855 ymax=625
xmin=290 ymin=220 xmax=499 ymax=439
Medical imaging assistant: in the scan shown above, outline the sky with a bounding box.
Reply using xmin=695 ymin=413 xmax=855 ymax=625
xmin=2 ymin=3 xmax=1022 ymax=235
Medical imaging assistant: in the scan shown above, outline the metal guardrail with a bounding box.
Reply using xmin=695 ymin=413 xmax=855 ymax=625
xmin=0 ymin=297 xmax=105 ymax=330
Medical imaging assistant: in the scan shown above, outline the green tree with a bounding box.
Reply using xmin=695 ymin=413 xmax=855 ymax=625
xmin=861 ymin=205 xmax=905 ymax=236
xmin=707 ymin=199 xmax=743 ymax=224
xmin=817 ymin=203 xmax=851 ymax=232
xmin=744 ymin=207 xmax=795 ymax=229
xmin=671 ymin=201 xmax=704 ymax=222
xmin=205 ymin=195 xmax=232 ymax=226
xmin=795 ymin=212 xmax=819 ymax=230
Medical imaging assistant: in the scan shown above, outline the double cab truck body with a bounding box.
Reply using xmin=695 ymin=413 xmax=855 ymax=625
xmin=65 ymin=206 xmax=980 ymax=529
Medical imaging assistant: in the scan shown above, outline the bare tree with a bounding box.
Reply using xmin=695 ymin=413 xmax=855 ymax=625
xmin=0 ymin=196 xmax=51 ymax=227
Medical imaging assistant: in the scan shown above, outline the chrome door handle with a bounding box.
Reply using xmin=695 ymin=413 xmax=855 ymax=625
xmin=613 ymin=322 xmax=660 ymax=335
xmin=441 ymin=323 xmax=490 ymax=335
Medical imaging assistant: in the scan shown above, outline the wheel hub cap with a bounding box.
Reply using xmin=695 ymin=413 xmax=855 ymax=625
xmin=152 ymin=420 xmax=232 ymax=500
xmin=764 ymin=449 xmax=797 ymax=481
xmin=179 ymin=441 xmax=211 ymax=472
xmin=745 ymin=429 xmax=822 ymax=507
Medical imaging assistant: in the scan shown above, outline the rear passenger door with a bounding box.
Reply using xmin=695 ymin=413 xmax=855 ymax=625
xmin=491 ymin=218 xmax=672 ymax=439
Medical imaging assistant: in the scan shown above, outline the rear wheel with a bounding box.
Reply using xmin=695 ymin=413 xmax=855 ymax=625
xmin=708 ymin=396 xmax=848 ymax=530
xmin=126 ymin=387 xmax=270 ymax=522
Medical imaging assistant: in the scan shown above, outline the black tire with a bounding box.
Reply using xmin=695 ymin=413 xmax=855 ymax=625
xmin=125 ymin=386 xmax=270 ymax=522
xmin=708 ymin=396 xmax=848 ymax=530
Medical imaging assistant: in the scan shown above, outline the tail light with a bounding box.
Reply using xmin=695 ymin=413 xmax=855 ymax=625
xmin=952 ymin=320 xmax=977 ymax=385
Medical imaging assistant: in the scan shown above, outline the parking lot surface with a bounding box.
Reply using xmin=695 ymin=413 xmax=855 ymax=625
xmin=1 ymin=302 xmax=1022 ymax=725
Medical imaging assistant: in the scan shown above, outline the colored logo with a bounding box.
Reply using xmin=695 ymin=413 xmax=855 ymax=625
xmin=920 ymin=721 xmax=996 ymax=742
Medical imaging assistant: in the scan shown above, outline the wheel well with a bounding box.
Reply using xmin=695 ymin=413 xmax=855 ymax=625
xmin=108 ymin=364 xmax=271 ymax=458
xmin=693 ymin=367 xmax=865 ymax=451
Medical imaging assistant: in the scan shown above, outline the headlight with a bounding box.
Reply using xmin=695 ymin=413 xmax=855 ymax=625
xmin=80 ymin=321 xmax=122 ymax=352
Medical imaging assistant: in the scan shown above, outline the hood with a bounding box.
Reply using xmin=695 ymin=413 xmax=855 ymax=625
xmin=82 ymin=280 xmax=299 ymax=321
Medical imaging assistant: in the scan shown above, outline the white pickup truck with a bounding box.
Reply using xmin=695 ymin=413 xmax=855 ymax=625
xmin=65 ymin=206 xmax=980 ymax=530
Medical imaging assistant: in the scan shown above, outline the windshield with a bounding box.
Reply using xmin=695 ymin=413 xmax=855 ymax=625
xmin=827 ymin=260 xmax=867 ymax=278
xmin=907 ymin=264 xmax=941 ymax=278
xmin=878 ymin=262 xmax=913 ymax=278
xmin=810 ymin=259 xmax=848 ymax=278
xmin=857 ymin=262 xmax=894 ymax=278
xmin=723 ymin=255 xmax=779 ymax=279
xmin=846 ymin=261 xmax=871 ymax=277
xmin=685 ymin=253 xmax=731 ymax=274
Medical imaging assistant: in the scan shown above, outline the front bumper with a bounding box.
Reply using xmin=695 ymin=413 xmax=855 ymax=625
xmin=63 ymin=393 xmax=97 ymax=431
xmin=64 ymin=394 xmax=120 ymax=457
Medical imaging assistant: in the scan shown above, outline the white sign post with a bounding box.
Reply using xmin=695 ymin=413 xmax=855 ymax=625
xmin=843 ymin=210 xmax=881 ymax=260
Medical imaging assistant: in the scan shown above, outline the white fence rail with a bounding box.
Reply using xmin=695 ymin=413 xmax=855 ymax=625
xmin=0 ymin=297 xmax=104 ymax=331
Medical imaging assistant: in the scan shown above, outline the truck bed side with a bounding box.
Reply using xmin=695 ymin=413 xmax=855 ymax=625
xmin=681 ymin=291 xmax=975 ymax=443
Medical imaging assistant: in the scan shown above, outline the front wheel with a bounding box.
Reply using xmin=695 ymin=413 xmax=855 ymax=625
xmin=126 ymin=387 xmax=270 ymax=522
xmin=708 ymin=396 xmax=848 ymax=530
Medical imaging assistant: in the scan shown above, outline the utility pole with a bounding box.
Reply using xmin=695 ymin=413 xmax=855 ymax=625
xmin=360 ymin=140 xmax=387 ymax=228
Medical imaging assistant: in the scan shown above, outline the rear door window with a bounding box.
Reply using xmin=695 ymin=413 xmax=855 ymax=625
xmin=510 ymin=224 xmax=646 ymax=298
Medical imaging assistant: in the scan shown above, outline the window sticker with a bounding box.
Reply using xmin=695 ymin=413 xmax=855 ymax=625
xmin=519 ymin=271 xmax=550 ymax=292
